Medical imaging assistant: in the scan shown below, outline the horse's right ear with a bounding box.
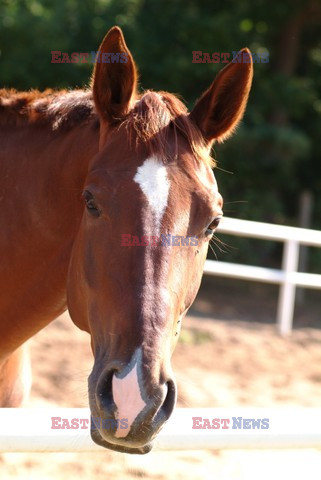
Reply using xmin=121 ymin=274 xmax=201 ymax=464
xmin=91 ymin=26 xmax=137 ymax=124
xmin=190 ymin=49 xmax=253 ymax=144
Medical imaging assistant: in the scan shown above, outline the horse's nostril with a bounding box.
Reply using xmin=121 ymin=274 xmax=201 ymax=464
xmin=160 ymin=379 xmax=177 ymax=418
xmin=96 ymin=368 xmax=115 ymax=411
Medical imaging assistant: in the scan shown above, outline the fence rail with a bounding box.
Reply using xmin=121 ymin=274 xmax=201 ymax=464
xmin=203 ymin=217 xmax=321 ymax=335
xmin=1 ymin=408 xmax=321 ymax=451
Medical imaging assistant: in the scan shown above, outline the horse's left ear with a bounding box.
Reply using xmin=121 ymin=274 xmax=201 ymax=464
xmin=92 ymin=26 xmax=137 ymax=124
xmin=190 ymin=49 xmax=253 ymax=143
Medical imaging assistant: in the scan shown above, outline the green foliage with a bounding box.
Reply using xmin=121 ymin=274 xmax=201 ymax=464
xmin=179 ymin=328 xmax=213 ymax=345
xmin=0 ymin=0 xmax=320 ymax=268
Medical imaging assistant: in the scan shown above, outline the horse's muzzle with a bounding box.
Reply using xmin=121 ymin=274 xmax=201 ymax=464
xmin=89 ymin=360 xmax=177 ymax=454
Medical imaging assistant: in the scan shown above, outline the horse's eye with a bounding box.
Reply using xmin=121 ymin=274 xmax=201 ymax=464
xmin=205 ymin=216 xmax=222 ymax=236
xmin=83 ymin=190 xmax=100 ymax=218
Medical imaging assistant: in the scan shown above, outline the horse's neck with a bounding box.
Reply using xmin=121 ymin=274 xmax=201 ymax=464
xmin=0 ymin=121 xmax=99 ymax=355
xmin=0 ymin=120 xmax=99 ymax=246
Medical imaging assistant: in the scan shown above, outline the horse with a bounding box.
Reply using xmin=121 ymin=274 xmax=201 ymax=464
xmin=0 ymin=26 xmax=253 ymax=454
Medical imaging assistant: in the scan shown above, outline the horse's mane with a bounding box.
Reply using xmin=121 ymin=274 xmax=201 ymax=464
xmin=0 ymin=88 xmax=95 ymax=130
xmin=0 ymin=88 xmax=214 ymax=166
xmin=123 ymin=91 xmax=215 ymax=166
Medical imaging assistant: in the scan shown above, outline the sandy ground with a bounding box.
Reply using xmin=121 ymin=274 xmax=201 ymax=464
xmin=1 ymin=291 xmax=321 ymax=480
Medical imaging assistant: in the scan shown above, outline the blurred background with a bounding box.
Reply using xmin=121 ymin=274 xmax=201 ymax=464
xmin=0 ymin=0 xmax=321 ymax=479
xmin=1 ymin=0 xmax=320 ymax=313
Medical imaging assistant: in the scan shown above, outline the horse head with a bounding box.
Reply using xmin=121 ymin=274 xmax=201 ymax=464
xmin=67 ymin=26 xmax=253 ymax=454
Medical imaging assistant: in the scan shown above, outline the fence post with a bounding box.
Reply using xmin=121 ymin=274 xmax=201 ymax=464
xmin=277 ymin=239 xmax=300 ymax=335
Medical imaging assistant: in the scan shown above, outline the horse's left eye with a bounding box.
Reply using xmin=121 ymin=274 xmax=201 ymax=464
xmin=83 ymin=190 xmax=100 ymax=218
xmin=205 ymin=216 xmax=222 ymax=236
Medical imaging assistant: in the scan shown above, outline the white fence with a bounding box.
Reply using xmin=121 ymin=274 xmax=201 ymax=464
xmin=203 ymin=217 xmax=321 ymax=335
xmin=2 ymin=408 xmax=321 ymax=451
xmin=1 ymin=219 xmax=320 ymax=454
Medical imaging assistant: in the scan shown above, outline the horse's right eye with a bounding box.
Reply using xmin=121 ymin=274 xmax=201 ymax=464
xmin=83 ymin=190 xmax=100 ymax=218
xmin=205 ymin=216 xmax=222 ymax=236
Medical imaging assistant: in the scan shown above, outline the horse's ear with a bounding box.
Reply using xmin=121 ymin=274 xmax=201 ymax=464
xmin=92 ymin=26 xmax=137 ymax=123
xmin=190 ymin=49 xmax=253 ymax=143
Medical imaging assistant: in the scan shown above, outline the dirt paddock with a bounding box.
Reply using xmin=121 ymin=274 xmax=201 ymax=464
xmin=1 ymin=284 xmax=321 ymax=480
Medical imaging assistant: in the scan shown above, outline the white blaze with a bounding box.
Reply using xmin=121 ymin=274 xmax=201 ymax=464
xmin=133 ymin=156 xmax=170 ymax=234
xmin=112 ymin=352 xmax=146 ymax=438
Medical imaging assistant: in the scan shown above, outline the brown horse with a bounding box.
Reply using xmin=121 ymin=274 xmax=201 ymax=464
xmin=0 ymin=27 xmax=252 ymax=453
